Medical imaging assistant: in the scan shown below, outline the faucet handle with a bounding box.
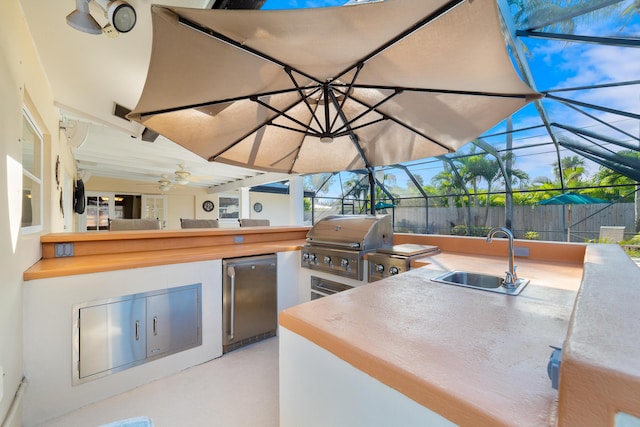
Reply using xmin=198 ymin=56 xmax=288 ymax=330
xmin=504 ymin=271 xmax=520 ymax=289
xmin=504 ymin=271 xmax=514 ymax=284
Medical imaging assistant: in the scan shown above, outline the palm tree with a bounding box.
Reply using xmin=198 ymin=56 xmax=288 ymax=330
xmin=475 ymin=153 xmax=529 ymax=226
xmin=431 ymin=163 xmax=464 ymax=207
xmin=343 ymin=175 xmax=370 ymax=214
xmin=453 ymin=146 xmax=490 ymax=209
xmin=552 ymin=155 xmax=587 ymax=187
xmin=304 ymin=173 xmax=334 ymax=195
xmin=593 ymin=150 xmax=640 ymax=232
xmin=454 ymin=148 xmax=530 ymax=226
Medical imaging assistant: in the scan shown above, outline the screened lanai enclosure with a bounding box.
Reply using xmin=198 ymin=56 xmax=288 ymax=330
xmin=297 ymin=0 xmax=640 ymax=245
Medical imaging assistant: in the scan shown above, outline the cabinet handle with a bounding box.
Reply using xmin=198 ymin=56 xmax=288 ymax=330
xmin=135 ymin=320 xmax=140 ymax=341
xmin=228 ymin=265 xmax=236 ymax=340
xmin=153 ymin=316 xmax=158 ymax=336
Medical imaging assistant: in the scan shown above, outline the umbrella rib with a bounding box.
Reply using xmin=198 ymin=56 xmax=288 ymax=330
xmin=332 ymin=117 xmax=389 ymax=137
xmin=208 ymin=96 xmax=312 ymax=162
xmin=323 ymin=84 xmax=331 ymax=137
xmin=176 ymin=14 xmax=323 ymax=84
xmin=269 ymin=122 xmax=317 ymax=135
xmin=342 ymin=84 xmax=536 ymax=100
xmin=136 ymin=87 xmax=302 ymax=118
xmin=251 ymin=96 xmax=323 ymax=137
xmin=332 ymin=0 xmax=466 ymax=82
xmin=284 ymin=68 xmax=325 ymax=132
xmin=329 ymin=63 xmax=364 ymax=132
xmin=341 ymin=92 xmax=453 ymax=152
xmin=331 ymin=87 xmax=401 ymax=135
xmin=329 ymin=94 xmax=372 ymax=169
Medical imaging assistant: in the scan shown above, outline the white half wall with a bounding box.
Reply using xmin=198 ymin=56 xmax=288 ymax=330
xmin=279 ymin=328 xmax=457 ymax=427
xmin=22 ymin=260 xmax=223 ymax=426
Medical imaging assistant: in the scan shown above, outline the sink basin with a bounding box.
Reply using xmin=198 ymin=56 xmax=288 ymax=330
xmin=431 ymin=271 xmax=529 ymax=295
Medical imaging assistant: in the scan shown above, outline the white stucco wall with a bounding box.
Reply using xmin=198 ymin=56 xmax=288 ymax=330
xmin=249 ymin=192 xmax=291 ymax=225
xmin=279 ymin=328 xmax=457 ymax=427
xmin=22 ymin=260 xmax=223 ymax=426
xmin=0 ymin=1 xmax=73 ymax=425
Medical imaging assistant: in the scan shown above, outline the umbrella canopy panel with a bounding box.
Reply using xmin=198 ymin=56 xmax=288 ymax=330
xmin=130 ymin=0 xmax=540 ymax=174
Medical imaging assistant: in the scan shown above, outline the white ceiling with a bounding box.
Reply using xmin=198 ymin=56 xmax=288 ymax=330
xmin=19 ymin=0 xmax=290 ymax=192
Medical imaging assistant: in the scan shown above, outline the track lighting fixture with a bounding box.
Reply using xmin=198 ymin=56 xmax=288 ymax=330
xmin=66 ymin=0 xmax=136 ymax=35
xmin=100 ymin=0 xmax=137 ymax=33
xmin=66 ymin=0 xmax=102 ymax=35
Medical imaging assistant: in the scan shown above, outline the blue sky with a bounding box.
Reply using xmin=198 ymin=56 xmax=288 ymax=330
xmin=260 ymin=0 xmax=640 ymax=193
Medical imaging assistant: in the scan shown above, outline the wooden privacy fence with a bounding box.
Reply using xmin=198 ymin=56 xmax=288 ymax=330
xmin=391 ymin=202 xmax=636 ymax=243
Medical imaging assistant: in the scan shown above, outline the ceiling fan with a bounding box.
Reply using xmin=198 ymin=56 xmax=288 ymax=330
xmin=157 ymin=175 xmax=175 ymax=192
xmin=173 ymin=164 xmax=192 ymax=185
xmin=156 ymin=164 xmax=211 ymax=191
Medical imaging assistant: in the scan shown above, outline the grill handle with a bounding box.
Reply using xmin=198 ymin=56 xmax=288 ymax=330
xmin=305 ymin=239 xmax=360 ymax=249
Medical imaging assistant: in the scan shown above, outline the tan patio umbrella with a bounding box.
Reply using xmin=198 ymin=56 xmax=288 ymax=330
xmin=129 ymin=0 xmax=540 ymax=174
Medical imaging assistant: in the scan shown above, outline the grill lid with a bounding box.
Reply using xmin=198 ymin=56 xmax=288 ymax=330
xmin=306 ymin=214 xmax=393 ymax=251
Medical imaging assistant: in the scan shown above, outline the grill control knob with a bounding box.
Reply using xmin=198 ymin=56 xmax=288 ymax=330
xmin=323 ymin=256 xmax=332 ymax=264
xmin=309 ymin=254 xmax=317 ymax=263
xmin=302 ymin=253 xmax=309 ymax=261
xmin=341 ymin=258 xmax=349 ymax=268
xmin=390 ymin=266 xmax=400 ymax=275
xmin=376 ymin=264 xmax=385 ymax=273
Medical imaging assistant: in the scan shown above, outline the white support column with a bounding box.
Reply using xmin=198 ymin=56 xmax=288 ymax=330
xmin=240 ymin=187 xmax=250 ymax=219
xmin=289 ymin=175 xmax=304 ymax=225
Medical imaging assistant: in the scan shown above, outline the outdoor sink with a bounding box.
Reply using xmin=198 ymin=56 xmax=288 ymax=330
xmin=431 ymin=270 xmax=529 ymax=295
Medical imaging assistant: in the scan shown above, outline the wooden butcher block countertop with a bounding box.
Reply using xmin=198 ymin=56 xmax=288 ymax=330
xmin=24 ymin=226 xmax=309 ymax=280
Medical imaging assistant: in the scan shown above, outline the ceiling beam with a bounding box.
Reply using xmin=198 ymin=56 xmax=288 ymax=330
xmin=207 ymin=172 xmax=293 ymax=193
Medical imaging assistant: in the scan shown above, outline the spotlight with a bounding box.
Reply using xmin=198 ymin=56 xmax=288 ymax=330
xmin=104 ymin=1 xmax=137 ymax=33
xmin=66 ymin=0 xmax=137 ymax=35
xmin=66 ymin=0 xmax=102 ymax=35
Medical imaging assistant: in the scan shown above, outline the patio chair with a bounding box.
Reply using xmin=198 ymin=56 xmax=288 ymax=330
xmin=180 ymin=218 xmax=219 ymax=228
xmin=238 ymin=219 xmax=270 ymax=227
xmin=599 ymin=226 xmax=625 ymax=243
xmin=109 ymin=218 xmax=161 ymax=231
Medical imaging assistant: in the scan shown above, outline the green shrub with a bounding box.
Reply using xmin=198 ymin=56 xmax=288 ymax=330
xmin=621 ymin=233 xmax=640 ymax=246
xmin=450 ymin=225 xmax=492 ymax=237
xmin=623 ymin=246 xmax=640 ymax=258
xmin=450 ymin=225 xmax=468 ymax=235
xmin=523 ymin=231 xmax=540 ymax=240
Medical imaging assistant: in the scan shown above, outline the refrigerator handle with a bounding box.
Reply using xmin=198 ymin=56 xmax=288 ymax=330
xmin=228 ymin=265 xmax=236 ymax=341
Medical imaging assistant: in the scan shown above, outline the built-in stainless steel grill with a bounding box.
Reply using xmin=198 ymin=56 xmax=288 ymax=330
xmin=368 ymin=244 xmax=440 ymax=282
xmin=301 ymin=215 xmax=393 ymax=280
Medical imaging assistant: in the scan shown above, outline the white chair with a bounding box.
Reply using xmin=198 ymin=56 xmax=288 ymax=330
xmin=109 ymin=219 xmax=161 ymax=231
xmin=180 ymin=218 xmax=219 ymax=228
xmin=238 ymin=218 xmax=270 ymax=227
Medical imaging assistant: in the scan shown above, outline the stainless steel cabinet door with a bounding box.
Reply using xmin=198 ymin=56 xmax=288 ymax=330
xmin=223 ymin=255 xmax=277 ymax=348
xmin=146 ymin=287 xmax=199 ymax=358
xmin=79 ymin=298 xmax=146 ymax=378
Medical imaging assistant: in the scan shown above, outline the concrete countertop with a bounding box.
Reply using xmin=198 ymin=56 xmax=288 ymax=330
xmin=280 ymin=251 xmax=584 ymax=427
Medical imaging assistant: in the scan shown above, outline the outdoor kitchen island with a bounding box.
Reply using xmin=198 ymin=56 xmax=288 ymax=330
xmin=22 ymin=229 xmax=640 ymax=426
xmin=279 ymin=238 xmax=640 ymax=427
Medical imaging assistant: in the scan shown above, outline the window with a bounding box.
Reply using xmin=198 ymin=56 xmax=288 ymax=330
xmin=219 ymin=195 xmax=239 ymax=219
xmin=22 ymin=109 xmax=43 ymax=231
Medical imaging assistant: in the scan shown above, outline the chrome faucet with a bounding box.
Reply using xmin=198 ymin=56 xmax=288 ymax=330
xmin=486 ymin=227 xmax=518 ymax=289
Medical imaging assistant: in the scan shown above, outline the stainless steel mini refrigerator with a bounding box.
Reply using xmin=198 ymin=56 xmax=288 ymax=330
xmin=222 ymin=254 xmax=277 ymax=353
